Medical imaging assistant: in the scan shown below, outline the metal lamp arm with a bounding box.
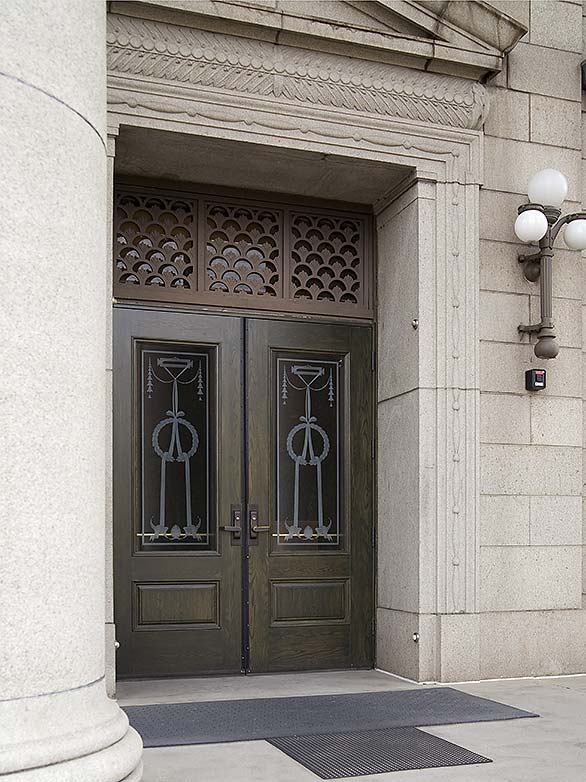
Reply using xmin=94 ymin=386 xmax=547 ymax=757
xmin=550 ymin=212 xmax=586 ymax=243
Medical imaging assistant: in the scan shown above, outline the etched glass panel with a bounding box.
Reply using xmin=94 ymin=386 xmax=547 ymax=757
xmin=138 ymin=342 xmax=214 ymax=551
xmin=276 ymin=353 xmax=344 ymax=548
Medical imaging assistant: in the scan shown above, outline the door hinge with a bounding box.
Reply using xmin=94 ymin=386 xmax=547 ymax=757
xmin=371 ymin=437 xmax=376 ymax=460
xmin=371 ymin=350 xmax=375 ymax=372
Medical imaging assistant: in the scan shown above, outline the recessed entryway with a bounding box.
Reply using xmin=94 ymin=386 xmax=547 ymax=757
xmin=112 ymin=179 xmax=377 ymax=678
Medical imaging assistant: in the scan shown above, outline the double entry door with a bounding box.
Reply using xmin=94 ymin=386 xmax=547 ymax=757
xmin=114 ymin=306 xmax=373 ymax=677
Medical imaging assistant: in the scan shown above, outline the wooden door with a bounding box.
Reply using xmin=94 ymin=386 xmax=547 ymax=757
xmin=113 ymin=307 xmax=243 ymax=677
xmin=246 ymin=319 xmax=373 ymax=672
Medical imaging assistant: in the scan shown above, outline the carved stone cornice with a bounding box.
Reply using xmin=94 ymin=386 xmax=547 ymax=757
xmin=107 ymin=13 xmax=489 ymax=130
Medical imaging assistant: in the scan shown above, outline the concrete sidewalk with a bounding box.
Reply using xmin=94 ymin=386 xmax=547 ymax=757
xmin=117 ymin=670 xmax=586 ymax=781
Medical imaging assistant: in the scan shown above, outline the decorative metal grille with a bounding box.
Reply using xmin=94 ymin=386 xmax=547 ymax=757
xmin=115 ymin=193 xmax=196 ymax=291
xmin=139 ymin=342 xmax=214 ymax=551
xmin=205 ymin=203 xmax=281 ymax=296
xmin=291 ymin=213 xmax=363 ymax=305
xmin=114 ymin=186 xmax=372 ymax=317
xmin=276 ymin=353 xmax=344 ymax=548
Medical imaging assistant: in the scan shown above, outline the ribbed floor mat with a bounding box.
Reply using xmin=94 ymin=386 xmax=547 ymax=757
xmin=269 ymin=726 xmax=492 ymax=778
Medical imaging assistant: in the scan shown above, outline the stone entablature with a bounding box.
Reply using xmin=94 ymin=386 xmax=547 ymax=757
xmin=107 ymin=13 xmax=490 ymax=130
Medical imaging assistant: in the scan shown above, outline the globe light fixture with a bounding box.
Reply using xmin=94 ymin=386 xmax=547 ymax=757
xmin=527 ymin=168 xmax=568 ymax=208
xmin=563 ymin=219 xmax=586 ymax=251
xmin=514 ymin=208 xmax=548 ymax=243
xmin=515 ymin=169 xmax=586 ymax=360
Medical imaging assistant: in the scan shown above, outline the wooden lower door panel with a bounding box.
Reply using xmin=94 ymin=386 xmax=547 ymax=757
xmin=270 ymin=579 xmax=349 ymax=624
xmin=262 ymin=626 xmax=351 ymax=672
xmin=135 ymin=582 xmax=220 ymax=628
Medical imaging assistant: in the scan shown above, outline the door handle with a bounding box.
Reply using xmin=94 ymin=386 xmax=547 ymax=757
xmin=221 ymin=505 xmax=242 ymax=540
xmin=249 ymin=505 xmax=271 ymax=539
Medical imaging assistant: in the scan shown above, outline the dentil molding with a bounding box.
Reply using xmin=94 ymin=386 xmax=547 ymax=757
xmin=107 ymin=13 xmax=489 ymax=131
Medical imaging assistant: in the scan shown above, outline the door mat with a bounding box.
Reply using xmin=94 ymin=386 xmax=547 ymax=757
xmin=123 ymin=687 xmax=537 ymax=747
xmin=269 ymin=726 xmax=492 ymax=778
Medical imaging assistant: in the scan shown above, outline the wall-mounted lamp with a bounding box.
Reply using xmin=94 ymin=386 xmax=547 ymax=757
xmin=514 ymin=169 xmax=586 ymax=359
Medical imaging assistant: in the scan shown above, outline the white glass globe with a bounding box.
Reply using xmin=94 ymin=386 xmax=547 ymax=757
xmin=527 ymin=169 xmax=568 ymax=208
xmin=563 ymin=219 xmax=586 ymax=250
xmin=514 ymin=209 xmax=548 ymax=243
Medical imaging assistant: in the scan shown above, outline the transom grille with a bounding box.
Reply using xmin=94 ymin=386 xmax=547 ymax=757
xmin=114 ymin=185 xmax=373 ymax=318
xmin=205 ymin=203 xmax=281 ymax=297
xmin=116 ymin=193 xmax=195 ymax=291
xmin=291 ymin=212 xmax=362 ymax=305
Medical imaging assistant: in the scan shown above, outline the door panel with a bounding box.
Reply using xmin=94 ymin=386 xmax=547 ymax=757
xmin=114 ymin=310 xmax=373 ymax=678
xmin=113 ymin=308 xmax=243 ymax=677
xmin=246 ymin=320 xmax=373 ymax=672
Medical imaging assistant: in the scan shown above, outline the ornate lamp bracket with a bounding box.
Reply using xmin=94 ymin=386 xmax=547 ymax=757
xmin=517 ymin=205 xmax=586 ymax=359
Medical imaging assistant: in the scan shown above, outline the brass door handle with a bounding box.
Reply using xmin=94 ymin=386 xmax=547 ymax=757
xmin=249 ymin=505 xmax=271 ymax=538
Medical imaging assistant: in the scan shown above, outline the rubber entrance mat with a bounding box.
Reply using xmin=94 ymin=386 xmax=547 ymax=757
xmin=124 ymin=687 xmax=537 ymax=747
xmin=269 ymin=726 xmax=492 ymax=778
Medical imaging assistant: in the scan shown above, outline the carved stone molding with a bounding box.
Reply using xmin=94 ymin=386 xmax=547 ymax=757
xmin=107 ymin=13 xmax=489 ymax=130
xmin=107 ymin=83 xmax=483 ymax=191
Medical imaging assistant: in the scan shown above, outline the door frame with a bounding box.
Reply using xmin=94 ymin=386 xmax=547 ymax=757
xmin=112 ymin=300 xmax=377 ymax=678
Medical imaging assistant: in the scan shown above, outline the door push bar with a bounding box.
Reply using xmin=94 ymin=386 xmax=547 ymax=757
xmin=248 ymin=505 xmax=271 ymax=539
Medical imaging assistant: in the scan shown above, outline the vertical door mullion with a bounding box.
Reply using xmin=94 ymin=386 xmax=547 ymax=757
xmin=241 ymin=318 xmax=251 ymax=672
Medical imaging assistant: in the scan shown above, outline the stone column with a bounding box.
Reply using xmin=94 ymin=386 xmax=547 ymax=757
xmin=0 ymin=2 xmax=142 ymax=780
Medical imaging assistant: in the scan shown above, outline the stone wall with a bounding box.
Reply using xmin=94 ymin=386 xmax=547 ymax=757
xmin=475 ymin=0 xmax=586 ymax=678
xmin=102 ymin=0 xmax=586 ymax=683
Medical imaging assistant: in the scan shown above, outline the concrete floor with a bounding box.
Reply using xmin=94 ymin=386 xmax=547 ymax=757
xmin=117 ymin=670 xmax=586 ymax=781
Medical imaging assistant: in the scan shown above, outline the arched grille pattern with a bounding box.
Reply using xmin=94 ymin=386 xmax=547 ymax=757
xmin=115 ymin=193 xmax=195 ymax=292
xmin=291 ymin=213 xmax=362 ymax=305
xmin=205 ymin=204 xmax=281 ymax=297
xmin=114 ymin=185 xmax=372 ymax=317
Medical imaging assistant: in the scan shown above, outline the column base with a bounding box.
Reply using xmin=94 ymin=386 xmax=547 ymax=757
xmin=0 ymin=678 xmax=142 ymax=781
